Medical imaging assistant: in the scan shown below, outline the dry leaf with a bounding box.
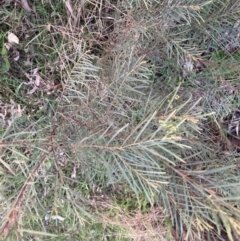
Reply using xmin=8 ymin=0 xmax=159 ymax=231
xmin=46 ymin=23 xmax=51 ymax=32
xmin=4 ymin=43 xmax=12 ymax=50
xmin=35 ymin=75 xmax=41 ymax=86
xmin=7 ymin=33 xmax=19 ymax=45
xmin=21 ymin=0 xmax=32 ymax=12
xmin=13 ymin=50 xmax=20 ymax=61
xmin=64 ymin=0 xmax=76 ymax=20
xmin=64 ymin=0 xmax=73 ymax=15
xmin=31 ymin=68 xmax=42 ymax=87
xmin=24 ymin=68 xmax=42 ymax=94
xmin=51 ymin=215 xmax=65 ymax=221
xmin=27 ymin=85 xmax=37 ymax=95
xmin=31 ymin=67 xmax=39 ymax=75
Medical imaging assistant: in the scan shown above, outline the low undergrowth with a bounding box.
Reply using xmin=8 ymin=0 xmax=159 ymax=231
xmin=1 ymin=1 xmax=240 ymax=240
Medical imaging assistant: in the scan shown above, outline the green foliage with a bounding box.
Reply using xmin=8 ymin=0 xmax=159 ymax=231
xmin=0 ymin=32 xmax=10 ymax=73
xmin=1 ymin=0 xmax=240 ymax=240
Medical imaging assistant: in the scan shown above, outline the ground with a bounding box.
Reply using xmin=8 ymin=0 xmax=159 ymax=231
xmin=1 ymin=1 xmax=240 ymax=241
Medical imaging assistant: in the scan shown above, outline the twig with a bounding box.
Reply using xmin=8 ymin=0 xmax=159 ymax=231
xmin=0 ymin=121 xmax=60 ymax=238
xmin=0 ymin=152 xmax=51 ymax=238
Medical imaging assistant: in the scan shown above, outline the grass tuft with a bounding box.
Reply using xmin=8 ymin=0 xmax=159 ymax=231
xmin=1 ymin=0 xmax=240 ymax=240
